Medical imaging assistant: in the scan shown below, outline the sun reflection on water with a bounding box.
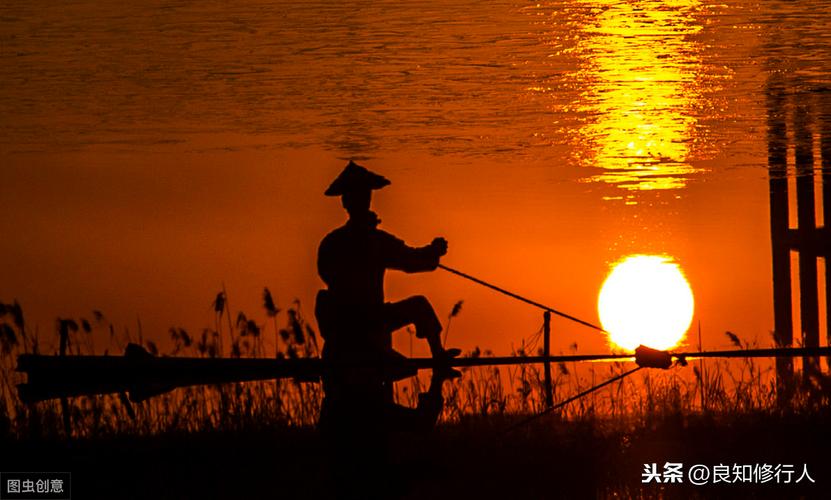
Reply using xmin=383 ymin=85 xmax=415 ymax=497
xmin=574 ymin=0 xmax=705 ymax=193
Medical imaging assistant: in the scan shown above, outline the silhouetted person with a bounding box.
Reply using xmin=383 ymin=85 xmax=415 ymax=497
xmin=315 ymin=160 xmax=460 ymax=498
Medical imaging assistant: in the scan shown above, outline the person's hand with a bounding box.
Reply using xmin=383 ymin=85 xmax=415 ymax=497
xmin=430 ymin=237 xmax=448 ymax=256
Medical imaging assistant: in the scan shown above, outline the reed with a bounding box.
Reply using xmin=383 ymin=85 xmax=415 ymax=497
xmin=0 ymin=296 xmax=828 ymax=442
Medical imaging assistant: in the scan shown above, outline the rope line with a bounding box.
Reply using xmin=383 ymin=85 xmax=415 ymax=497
xmin=502 ymin=366 xmax=644 ymax=435
xmin=439 ymin=264 xmax=607 ymax=333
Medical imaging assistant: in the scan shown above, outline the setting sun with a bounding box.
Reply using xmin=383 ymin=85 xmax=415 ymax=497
xmin=598 ymin=255 xmax=694 ymax=351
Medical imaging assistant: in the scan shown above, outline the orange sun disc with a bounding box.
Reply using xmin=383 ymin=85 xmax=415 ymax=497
xmin=598 ymin=255 xmax=694 ymax=351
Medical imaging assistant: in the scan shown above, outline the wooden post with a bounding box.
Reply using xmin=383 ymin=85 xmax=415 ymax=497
xmin=543 ymin=311 xmax=553 ymax=408
xmin=821 ymin=90 xmax=831 ymax=371
xmin=58 ymin=321 xmax=72 ymax=439
xmin=767 ymin=77 xmax=794 ymax=396
xmin=794 ymin=100 xmax=821 ymax=378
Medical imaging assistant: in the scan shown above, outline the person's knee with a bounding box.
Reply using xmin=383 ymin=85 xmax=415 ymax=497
xmin=403 ymin=296 xmax=440 ymax=338
xmin=409 ymin=295 xmax=440 ymax=323
xmin=408 ymin=295 xmax=433 ymax=311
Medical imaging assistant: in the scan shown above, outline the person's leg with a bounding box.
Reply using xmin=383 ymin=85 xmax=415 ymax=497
xmin=382 ymin=295 xmax=443 ymax=351
xmin=381 ymin=296 xmax=460 ymax=365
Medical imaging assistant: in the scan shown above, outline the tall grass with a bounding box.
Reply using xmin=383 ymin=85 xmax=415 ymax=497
xmin=1 ymin=294 xmax=828 ymax=442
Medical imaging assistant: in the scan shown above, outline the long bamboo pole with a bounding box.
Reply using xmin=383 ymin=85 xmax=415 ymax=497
xmin=17 ymin=346 xmax=831 ymax=403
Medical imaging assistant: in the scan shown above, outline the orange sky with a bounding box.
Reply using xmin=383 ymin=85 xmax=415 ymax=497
xmin=1 ymin=144 xmax=776 ymax=359
xmin=2 ymin=0 xmax=825 ymax=366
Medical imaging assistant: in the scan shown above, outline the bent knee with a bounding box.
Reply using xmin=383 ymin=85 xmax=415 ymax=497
xmin=408 ymin=295 xmax=431 ymax=307
xmin=404 ymin=295 xmax=437 ymax=314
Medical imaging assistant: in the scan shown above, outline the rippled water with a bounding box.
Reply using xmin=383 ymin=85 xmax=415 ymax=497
xmin=2 ymin=0 xmax=831 ymax=352
xmin=3 ymin=0 xmax=829 ymax=189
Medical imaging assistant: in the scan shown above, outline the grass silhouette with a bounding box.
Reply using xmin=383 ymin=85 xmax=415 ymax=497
xmin=1 ymin=294 xmax=829 ymax=498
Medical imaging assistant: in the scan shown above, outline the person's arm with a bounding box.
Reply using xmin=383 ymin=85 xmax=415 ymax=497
xmin=381 ymin=231 xmax=448 ymax=273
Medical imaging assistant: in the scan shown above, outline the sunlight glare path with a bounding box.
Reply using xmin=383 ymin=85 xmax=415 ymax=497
xmin=575 ymin=0 xmax=705 ymax=192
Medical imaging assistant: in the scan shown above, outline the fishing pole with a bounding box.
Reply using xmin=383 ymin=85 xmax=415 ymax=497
xmin=397 ymin=346 xmax=831 ymax=370
xmin=18 ymin=346 xmax=831 ymax=403
xmin=503 ymin=366 xmax=644 ymax=435
xmin=438 ymin=264 xmax=607 ymax=333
